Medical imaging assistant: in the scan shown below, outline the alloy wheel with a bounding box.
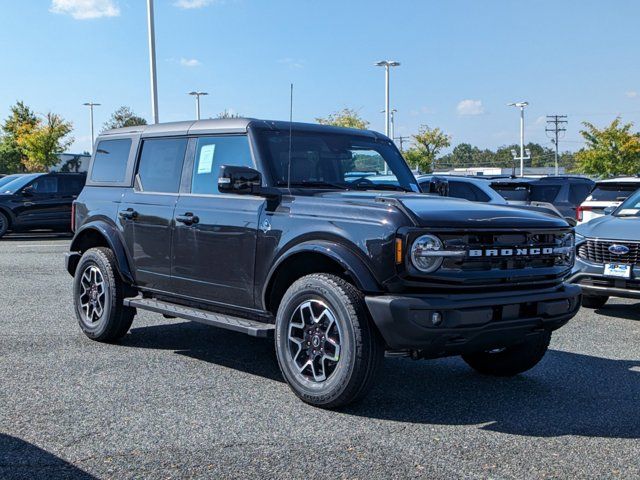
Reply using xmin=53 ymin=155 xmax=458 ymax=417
xmin=287 ymin=299 xmax=342 ymax=383
xmin=78 ymin=265 xmax=107 ymax=324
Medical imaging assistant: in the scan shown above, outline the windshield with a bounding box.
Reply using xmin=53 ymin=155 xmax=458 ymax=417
xmin=254 ymin=128 xmax=419 ymax=192
xmin=587 ymin=183 xmax=640 ymax=202
xmin=0 ymin=174 xmax=41 ymax=194
xmin=614 ymin=188 xmax=640 ymax=216
xmin=0 ymin=174 xmax=23 ymax=190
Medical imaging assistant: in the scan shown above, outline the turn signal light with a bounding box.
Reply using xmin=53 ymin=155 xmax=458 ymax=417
xmin=395 ymin=238 xmax=403 ymax=264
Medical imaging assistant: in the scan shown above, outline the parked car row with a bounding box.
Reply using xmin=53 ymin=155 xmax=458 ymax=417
xmin=0 ymin=172 xmax=86 ymax=237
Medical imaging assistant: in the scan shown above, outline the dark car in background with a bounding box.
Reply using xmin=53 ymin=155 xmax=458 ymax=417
xmin=0 ymin=172 xmax=86 ymax=238
xmin=571 ymin=189 xmax=640 ymax=307
xmin=490 ymin=176 xmax=594 ymax=225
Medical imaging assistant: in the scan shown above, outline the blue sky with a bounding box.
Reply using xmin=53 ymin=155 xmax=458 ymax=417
xmin=1 ymin=0 xmax=639 ymax=154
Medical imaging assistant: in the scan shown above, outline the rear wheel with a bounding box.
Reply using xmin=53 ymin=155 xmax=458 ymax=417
xmin=582 ymin=295 xmax=609 ymax=309
xmin=275 ymin=274 xmax=384 ymax=409
xmin=73 ymin=247 xmax=136 ymax=342
xmin=462 ymin=331 xmax=551 ymax=377
xmin=0 ymin=212 xmax=8 ymax=238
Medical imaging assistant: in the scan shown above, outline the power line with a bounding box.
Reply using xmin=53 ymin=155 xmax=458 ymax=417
xmin=546 ymin=115 xmax=567 ymax=176
xmin=394 ymin=135 xmax=410 ymax=152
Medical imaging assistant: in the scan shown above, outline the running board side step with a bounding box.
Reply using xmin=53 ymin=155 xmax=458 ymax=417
xmin=123 ymin=297 xmax=275 ymax=338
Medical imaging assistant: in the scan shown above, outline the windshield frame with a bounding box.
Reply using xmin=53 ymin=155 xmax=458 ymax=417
xmin=250 ymin=125 xmax=420 ymax=193
xmin=613 ymin=188 xmax=640 ymax=217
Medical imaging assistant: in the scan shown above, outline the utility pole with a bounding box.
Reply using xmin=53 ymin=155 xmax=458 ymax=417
xmin=546 ymin=115 xmax=567 ymax=176
xmin=147 ymin=0 xmax=159 ymax=123
xmin=389 ymin=109 xmax=397 ymax=144
xmin=394 ymin=135 xmax=410 ymax=152
xmin=82 ymin=102 xmax=100 ymax=149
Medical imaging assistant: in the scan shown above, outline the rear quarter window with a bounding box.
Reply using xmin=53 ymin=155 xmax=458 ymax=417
xmin=90 ymin=139 xmax=132 ymax=183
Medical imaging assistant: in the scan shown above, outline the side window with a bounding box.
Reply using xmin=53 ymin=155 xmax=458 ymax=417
xmin=30 ymin=176 xmax=59 ymax=194
xmin=448 ymin=181 xmax=478 ymax=201
xmin=59 ymin=176 xmax=86 ymax=195
xmin=136 ymin=138 xmax=188 ymax=193
xmin=569 ymin=183 xmax=592 ymax=205
xmin=91 ymin=139 xmax=132 ymax=183
xmin=191 ymin=136 xmax=253 ymax=195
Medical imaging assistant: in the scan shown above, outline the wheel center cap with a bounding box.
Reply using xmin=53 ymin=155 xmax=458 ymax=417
xmin=311 ymin=335 xmax=321 ymax=348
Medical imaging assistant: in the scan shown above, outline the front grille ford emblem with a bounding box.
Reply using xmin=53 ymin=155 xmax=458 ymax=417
xmin=608 ymin=244 xmax=630 ymax=255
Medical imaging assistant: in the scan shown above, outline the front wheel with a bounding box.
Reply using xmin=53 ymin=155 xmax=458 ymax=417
xmin=0 ymin=212 xmax=8 ymax=238
xmin=462 ymin=331 xmax=551 ymax=377
xmin=73 ymin=247 xmax=136 ymax=342
xmin=275 ymin=274 xmax=384 ymax=409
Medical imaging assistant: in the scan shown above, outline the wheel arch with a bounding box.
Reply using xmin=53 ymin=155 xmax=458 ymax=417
xmin=68 ymin=221 xmax=135 ymax=284
xmin=0 ymin=206 xmax=15 ymax=228
xmin=262 ymin=240 xmax=381 ymax=314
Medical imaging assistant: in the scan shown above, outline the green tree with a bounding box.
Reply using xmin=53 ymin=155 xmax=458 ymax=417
xmin=406 ymin=125 xmax=451 ymax=172
xmin=316 ymin=108 xmax=369 ymax=130
xmin=217 ymin=109 xmax=242 ymax=119
xmin=17 ymin=113 xmax=73 ymax=172
xmin=574 ymin=118 xmax=640 ymax=176
xmin=103 ymin=106 xmax=147 ymax=131
xmin=0 ymin=101 xmax=38 ymax=173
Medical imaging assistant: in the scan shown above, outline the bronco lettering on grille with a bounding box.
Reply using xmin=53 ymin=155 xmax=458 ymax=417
xmin=469 ymin=247 xmax=555 ymax=257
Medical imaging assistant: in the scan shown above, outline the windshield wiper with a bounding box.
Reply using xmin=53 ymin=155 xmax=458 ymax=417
xmin=350 ymin=183 xmax=411 ymax=192
xmin=285 ymin=181 xmax=351 ymax=190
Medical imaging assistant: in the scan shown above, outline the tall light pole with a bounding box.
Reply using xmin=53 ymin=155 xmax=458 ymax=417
xmin=188 ymin=91 xmax=208 ymax=120
xmin=390 ymin=108 xmax=397 ymax=145
xmin=82 ymin=102 xmax=100 ymax=149
xmin=374 ymin=60 xmax=400 ymax=138
xmin=147 ymin=0 xmax=159 ymax=123
xmin=508 ymin=101 xmax=529 ymax=177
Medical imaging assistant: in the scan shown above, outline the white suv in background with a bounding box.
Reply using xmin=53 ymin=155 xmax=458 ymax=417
xmin=577 ymin=177 xmax=640 ymax=224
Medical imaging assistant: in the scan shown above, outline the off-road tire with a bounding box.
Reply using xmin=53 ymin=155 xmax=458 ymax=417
xmin=0 ymin=212 xmax=9 ymax=238
xmin=462 ymin=331 xmax=551 ymax=377
xmin=581 ymin=295 xmax=609 ymax=309
xmin=275 ymin=273 xmax=384 ymax=409
xmin=73 ymin=247 xmax=136 ymax=342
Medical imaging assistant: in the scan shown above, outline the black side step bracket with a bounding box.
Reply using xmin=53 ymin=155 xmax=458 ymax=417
xmin=124 ymin=297 xmax=275 ymax=338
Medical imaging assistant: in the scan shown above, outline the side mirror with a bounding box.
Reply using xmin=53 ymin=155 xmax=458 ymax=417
xmin=21 ymin=185 xmax=34 ymax=196
xmin=603 ymin=206 xmax=616 ymax=215
xmin=218 ymin=165 xmax=262 ymax=195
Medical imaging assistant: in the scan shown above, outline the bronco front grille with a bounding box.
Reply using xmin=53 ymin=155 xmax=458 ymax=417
xmin=577 ymin=239 xmax=639 ymax=265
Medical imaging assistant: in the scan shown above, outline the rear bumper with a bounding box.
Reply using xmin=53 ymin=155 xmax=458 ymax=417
xmin=365 ymin=283 xmax=581 ymax=354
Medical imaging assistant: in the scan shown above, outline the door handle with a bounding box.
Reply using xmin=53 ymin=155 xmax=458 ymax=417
xmin=175 ymin=213 xmax=199 ymax=226
xmin=119 ymin=208 xmax=138 ymax=220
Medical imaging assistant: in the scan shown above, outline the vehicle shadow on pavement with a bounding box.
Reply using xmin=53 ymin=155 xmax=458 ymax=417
xmin=1 ymin=232 xmax=72 ymax=241
xmin=593 ymin=303 xmax=640 ymax=322
xmin=0 ymin=434 xmax=95 ymax=480
xmin=351 ymin=349 xmax=640 ymax=439
xmin=125 ymin=321 xmax=639 ymax=439
xmin=124 ymin=321 xmax=284 ymax=382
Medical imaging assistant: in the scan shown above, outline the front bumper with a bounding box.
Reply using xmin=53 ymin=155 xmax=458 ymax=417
xmin=365 ymin=283 xmax=581 ymax=354
xmin=569 ymin=257 xmax=640 ymax=299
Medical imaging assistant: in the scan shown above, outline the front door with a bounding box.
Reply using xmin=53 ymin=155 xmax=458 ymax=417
xmin=13 ymin=175 xmax=67 ymax=229
xmin=171 ymin=135 xmax=263 ymax=309
xmin=119 ymin=137 xmax=188 ymax=292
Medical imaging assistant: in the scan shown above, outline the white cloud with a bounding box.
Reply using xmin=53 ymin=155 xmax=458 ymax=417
xmin=50 ymin=0 xmax=120 ymax=19
xmin=456 ymin=99 xmax=484 ymax=116
xmin=278 ymin=58 xmax=304 ymax=69
xmin=174 ymin=0 xmax=220 ymax=8
xmin=180 ymin=58 xmax=202 ymax=67
xmin=626 ymin=91 xmax=638 ymax=98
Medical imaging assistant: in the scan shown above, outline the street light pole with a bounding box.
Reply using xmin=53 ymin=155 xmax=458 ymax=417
xmin=375 ymin=60 xmax=400 ymax=138
xmin=188 ymin=91 xmax=208 ymax=120
xmin=82 ymin=102 xmax=100 ymax=149
xmin=147 ymin=0 xmax=159 ymax=123
xmin=508 ymin=101 xmax=529 ymax=177
xmin=390 ymin=109 xmax=397 ymax=145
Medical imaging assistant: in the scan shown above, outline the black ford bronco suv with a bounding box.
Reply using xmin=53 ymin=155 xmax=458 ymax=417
xmin=65 ymin=119 xmax=580 ymax=408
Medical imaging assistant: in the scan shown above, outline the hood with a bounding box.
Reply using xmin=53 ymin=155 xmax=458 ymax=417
xmin=316 ymin=191 xmax=570 ymax=229
xmin=576 ymin=214 xmax=640 ymax=241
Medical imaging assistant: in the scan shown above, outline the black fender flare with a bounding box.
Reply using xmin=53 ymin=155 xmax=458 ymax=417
xmin=69 ymin=221 xmax=135 ymax=284
xmin=262 ymin=240 xmax=382 ymax=308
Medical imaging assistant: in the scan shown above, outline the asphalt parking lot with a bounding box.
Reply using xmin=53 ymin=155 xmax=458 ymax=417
xmin=0 ymin=235 xmax=639 ymax=479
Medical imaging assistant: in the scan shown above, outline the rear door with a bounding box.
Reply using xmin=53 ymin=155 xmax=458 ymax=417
xmin=171 ymin=134 xmax=263 ymax=309
xmin=13 ymin=174 xmax=65 ymax=228
xmin=119 ymin=137 xmax=188 ymax=292
xmin=57 ymin=175 xmax=86 ymax=229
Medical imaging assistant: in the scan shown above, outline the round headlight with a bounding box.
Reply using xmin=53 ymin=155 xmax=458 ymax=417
xmin=411 ymin=234 xmax=444 ymax=273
